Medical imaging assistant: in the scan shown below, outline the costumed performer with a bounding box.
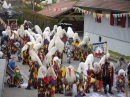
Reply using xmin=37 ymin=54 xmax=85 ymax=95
xmin=63 ymin=65 xmax=76 ymax=96
xmin=37 ymin=65 xmax=47 ymax=97
xmin=46 ymin=66 xmax=57 ymax=97
xmin=116 ymin=69 xmax=125 ymax=93
xmin=101 ymin=54 xmax=114 ymax=94
xmin=25 ymin=42 xmax=43 ymax=90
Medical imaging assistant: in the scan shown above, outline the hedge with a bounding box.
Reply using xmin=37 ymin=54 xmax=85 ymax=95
xmin=16 ymin=9 xmax=58 ymax=31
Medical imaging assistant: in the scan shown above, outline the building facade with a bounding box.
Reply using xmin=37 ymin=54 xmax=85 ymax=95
xmin=74 ymin=0 xmax=130 ymax=56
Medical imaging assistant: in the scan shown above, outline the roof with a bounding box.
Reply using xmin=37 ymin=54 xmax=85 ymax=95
xmin=74 ymin=0 xmax=130 ymax=12
xmin=38 ymin=0 xmax=76 ymax=18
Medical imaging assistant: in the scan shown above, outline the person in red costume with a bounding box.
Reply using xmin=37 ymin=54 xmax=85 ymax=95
xmin=86 ymin=59 xmax=94 ymax=93
xmin=101 ymin=56 xmax=114 ymax=94
xmin=92 ymin=62 xmax=102 ymax=92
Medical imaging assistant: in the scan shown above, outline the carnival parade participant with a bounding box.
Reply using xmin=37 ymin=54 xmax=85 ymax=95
xmin=37 ymin=65 xmax=47 ymax=97
xmin=77 ymin=62 xmax=87 ymax=96
xmin=65 ymin=38 xmax=74 ymax=64
xmin=52 ymin=56 xmax=65 ymax=94
xmin=78 ymin=33 xmax=90 ymax=62
xmin=25 ymin=43 xmax=43 ymax=90
xmin=46 ymin=66 xmax=57 ymax=97
xmin=72 ymin=33 xmax=81 ymax=61
xmin=86 ymin=58 xmax=94 ymax=93
xmin=127 ymin=62 xmax=130 ymax=88
xmin=14 ymin=65 xmax=21 ymax=88
xmin=43 ymin=27 xmax=50 ymax=55
xmin=115 ymin=56 xmax=127 ymax=75
xmin=9 ymin=56 xmax=17 ymax=87
xmin=21 ymin=44 xmax=30 ymax=65
xmin=101 ymin=55 xmax=114 ymax=94
xmin=9 ymin=57 xmax=17 ymax=71
xmin=116 ymin=69 xmax=125 ymax=93
xmin=63 ymin=65 xmax=76 ymax=96
xmin=92 ymin=62 xmax=102 ymax=92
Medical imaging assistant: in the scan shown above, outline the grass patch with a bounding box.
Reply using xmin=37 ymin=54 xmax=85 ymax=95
xmin=109 ymin=50 xmax=130 ymax=61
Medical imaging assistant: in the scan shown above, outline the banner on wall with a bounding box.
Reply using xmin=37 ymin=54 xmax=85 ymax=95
xmin=93 ymin=41 xmax=107 ymax=58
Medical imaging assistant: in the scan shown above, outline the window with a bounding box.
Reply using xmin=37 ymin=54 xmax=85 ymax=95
xmin=110 ymin=11 xmax=126 ymax=28
xmin=128 ymin=16 xmax=130 ymax=27
xmin=117 ymin=16 xmax=121 ymax=26
xmin=99 ymin=36 xmax=102 ymax=42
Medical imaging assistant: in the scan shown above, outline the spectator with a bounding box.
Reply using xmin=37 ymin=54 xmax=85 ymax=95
xmin=9 ymin=57 xmax=16 ymax=70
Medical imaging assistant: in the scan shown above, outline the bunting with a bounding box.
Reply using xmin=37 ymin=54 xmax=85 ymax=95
xmin=73 ymin=7 xmax=130 ymax=19
xmin=73 ymin=7 xmax=91 ymax=15
xmin=22 ymin=0 xmax=68 ymax=11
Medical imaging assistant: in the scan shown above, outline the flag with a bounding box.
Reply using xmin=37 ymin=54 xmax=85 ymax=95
xmin=93 ymin=41 xmax=107 ymax=58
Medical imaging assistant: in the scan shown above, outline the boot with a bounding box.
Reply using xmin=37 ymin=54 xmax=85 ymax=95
xmin=104 ymin=88 xmax=107 ymax=94
xmin=108 ymin=86 xmax=114 ymax=94
xmin=104 ymin=86 xmax=107 ymax=94
xmin=25 ymin=86 xmax=31 ymax=90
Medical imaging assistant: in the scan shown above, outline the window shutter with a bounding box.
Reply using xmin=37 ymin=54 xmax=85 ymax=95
xmin=121 ymin=15 xmax=126 ymax=28
xmin=110 ymin=11 xmax=114 ymax=26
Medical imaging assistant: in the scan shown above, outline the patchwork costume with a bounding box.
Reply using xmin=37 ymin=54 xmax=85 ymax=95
xmin=26 ymin=61 xmax=40 ymax=89
xmin=73 ymin=40 xmax=80 ymax=61
xmin=116 ymin=69 xmax=125 ymax=92
xmin=127 ymin=63 xmax=130 ymax=88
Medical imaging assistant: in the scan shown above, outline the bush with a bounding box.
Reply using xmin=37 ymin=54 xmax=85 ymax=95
xmin=16 ymin=9 xmax=58 ymax=30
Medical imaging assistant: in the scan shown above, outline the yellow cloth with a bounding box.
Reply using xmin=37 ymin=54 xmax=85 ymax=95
xmin=61 ymin=66 xmax=66 ymax=77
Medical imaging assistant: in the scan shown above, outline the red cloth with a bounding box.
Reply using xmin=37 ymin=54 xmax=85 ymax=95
xmin=87 ymin=69 xmax=93 ymax=85
xmin=99 ymin=81 xmax=103 ymax=91
xmin=117 ymin=75 xmax=125 ymax=83
xmin=87 ymin=69 xmax=93 ymax=76
xmin=110 ymin=67 xmax=114 ymax=86
xmin=110 ymin=11 xmax=114 ymax=26
xmin=96 ymin=10 xmax=102 ymax=23
xmin=121 ymin=15 xmax=126 ymax=28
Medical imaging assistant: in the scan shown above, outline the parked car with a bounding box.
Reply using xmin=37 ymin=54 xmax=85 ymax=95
xmin=58 ymin=23 xmax=75 ymax=32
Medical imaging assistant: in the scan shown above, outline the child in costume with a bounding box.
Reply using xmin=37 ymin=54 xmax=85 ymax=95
xmin=14 ymin=65 xmax=21 ymax=88
xmin=116 ymin=69 xmax=125 ymax=93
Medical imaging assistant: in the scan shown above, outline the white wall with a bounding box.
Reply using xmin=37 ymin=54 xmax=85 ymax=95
xmin=87 ymin=32 xmax=130 ymax=56
xmin=84 ymin=10 xmax=130 ymax=56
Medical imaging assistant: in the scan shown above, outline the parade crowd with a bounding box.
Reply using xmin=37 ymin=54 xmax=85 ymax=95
xmin=1 ymin=20 xmax=130 ymax=97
